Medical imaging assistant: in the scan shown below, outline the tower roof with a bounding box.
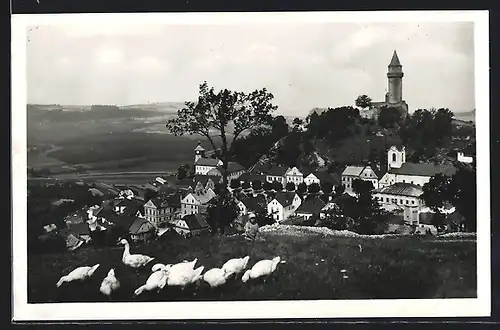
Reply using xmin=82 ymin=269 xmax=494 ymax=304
xmin=389 ymin=50 xmax=402 ymax=67
xmin=194 ymin=141 xmax=205 ymax=151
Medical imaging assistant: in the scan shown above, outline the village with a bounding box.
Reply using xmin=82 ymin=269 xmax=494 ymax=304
xmin=31 ymin=132 xmax=476 ymax=253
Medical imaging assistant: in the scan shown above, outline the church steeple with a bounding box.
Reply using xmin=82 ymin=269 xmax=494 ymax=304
xmin=389 ymin=50 xmax=402 ymax=67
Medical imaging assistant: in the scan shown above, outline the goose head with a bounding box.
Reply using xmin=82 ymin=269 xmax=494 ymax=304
xmin=118 ymin=238 xmax=128 ymax=246
xmin=107 ymin=268 xmax=115 ymax=277
xmin=241 ymin=269 xmax=251 ymax=283
xmin=88 ymin=264 xmax=100 ymax=276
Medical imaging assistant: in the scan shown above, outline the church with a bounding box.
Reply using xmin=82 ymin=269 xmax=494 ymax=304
xmin=378 ymin=145 xmax=457 ymax=188
xmin=362 ymin=51 xmax=409 ymax=120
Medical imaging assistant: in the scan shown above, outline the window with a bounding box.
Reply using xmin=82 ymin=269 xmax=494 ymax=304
xmin=405 ymin=200 xmax=408 ymax=205
xmin=411 ymin=200 xmax=415 ymax=205
xmin=399 ymin=199 xmax=403 ymax=204
xmin=392 ymin=153 xmax=396 ymax=162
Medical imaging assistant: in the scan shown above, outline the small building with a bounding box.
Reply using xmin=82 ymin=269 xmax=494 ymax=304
xmin=303 ymin=171 xmax=320 ymax=186
xmin=128 ymin=218 xmax=156 ymax=242
xmin=284 ymin=166 xmax=304 ymax=185
xmin=267 ymin=191 xmax=302 ymax=222
xmin=263 ymin=165 xmax=288 ymax=184
xmin=194 ymin=158 xmax=224 ymax=176
xmin=294 ymin=196 xmax=326 ymax=221
xmin=143 ymin=193 xmax=182 ymax=227
xmin=235 ymin=193 xmax=267 ymax=216
xmin=206 ymin=162 xmax=246 ymax=181
xmin=372 ymin=182 xmax=424 ymax=211
xmin=193 ymin=175 xmax=221 ymax=191
xmin=173 ymin=213 xmax=210 ymax=236
xmin=457 ymin=151 xmax=474 ymax=164
xmin=342 ymin=165 xmax=380 ymax=191
xmin=180 ymin=187 xmax=216 ymax=216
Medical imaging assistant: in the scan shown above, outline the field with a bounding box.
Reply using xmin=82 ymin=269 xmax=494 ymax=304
xmin=27 ymin=103 xmax=216 ymax=174
xmin=28 ymin=228 xmax=477 ymax=303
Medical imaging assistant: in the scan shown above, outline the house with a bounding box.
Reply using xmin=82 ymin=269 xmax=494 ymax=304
xmin=238 ymin=172 xmax=267 ymax=185
xmin=304 ymin=170 xmax=341 ymax=188
xmin=111 ymin=214 xmax=140 ymax=233
xmin=341 ymin=165 xmax=380 ymax=191
xmin=195 ymin=158 xmax=224 ymax=175
xmin=284 ymin=167 xmax=304 ymax=185
xmin=128 ymin=218 xmax=156 ymax=242
xmin=143 ymin=193 xmax=182 ymax=227
xmin=372 ymin=182 xmax=424 ymax=211
xmin=63 ymin=211 xmax=86 ymax=225
xmin=235 ymin=192 xmax=267 ymax=215
xmin=263 ymin=165 xmax=288 ymax=184
xmin=180 ymin=188 xmax=216 ymax=216
xmin=294 ymin=196 xmax=326 ymax=221
xmin=173 ymin=213 xmax=210 ymax=236
xmin=378 ymin=145 xmax=457 ymax=188
xmin=267 ymin=191 xmax=302 ymax=222
xmin=206 ymin=162 xmax=246 ymax=181
xmin=43 ymin=223 xmax=57 ymax=233
xmin=114 ymin=198 xmax=145 ymax=217
xmin=155 ymin=177 xmax=167 ymax=185
xmin=177 ymin=178 xmax=196 ymax=190
xmin=457 ymin=151 xmax=474 ymax=164
xmin=303 ymin=172 xmax=320 ymax=186
xmin=63 ymin=222 xmax=92 ymax=244
xmin=118 ymin=189 xmax=135 ymax=200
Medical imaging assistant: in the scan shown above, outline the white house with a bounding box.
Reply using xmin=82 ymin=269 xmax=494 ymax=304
xmin=180 ymin=188 xmax=216 ymax=216
xmin=378 ymin=145 xmax=457 ymax=188
xmin=267 ymin=191 xmax=302 ymax=222
xmin=294 ymin=196 xmax=325 ymax=221
xmin=285 ymin=167 xmax=304 ymax=185
xmin=303 ymin=172 xmax=320 ymax=186
xmin=172 ymin=213 xmax=210 ymax=236
xmin=457 ymin=152 xmax=474 ymax=164
xmin=143 ymin=194 xmax=181 ymax=227
xmin=372 ymin=182 xmax=424 ymax=212
xmin=263 ymin=165 xmax=288 ymax=184
xmin=341 ymin=165 xmax=379 ymax=191
xmin=195 ymin=158 xmax=223 ymax=175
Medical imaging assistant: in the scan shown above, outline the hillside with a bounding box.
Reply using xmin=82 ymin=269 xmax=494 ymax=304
xmin=28 ymin=228 xmax=476 ymax=303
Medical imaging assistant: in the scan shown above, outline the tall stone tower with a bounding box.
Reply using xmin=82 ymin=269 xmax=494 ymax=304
xmin=387 ymin=50 xmax=404 ymax=104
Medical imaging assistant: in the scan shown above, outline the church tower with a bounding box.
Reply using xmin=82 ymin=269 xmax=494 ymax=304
xmin=387 ymin=50 xmax=404 ymax=104
xmin=194 ymin=141 xmax=205 ymax=163
xmin=387 ymin=145 xmax=406 ymax=170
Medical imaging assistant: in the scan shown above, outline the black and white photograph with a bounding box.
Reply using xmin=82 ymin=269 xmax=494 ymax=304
xmin=12 ymin=10 xmax=490 ymax=320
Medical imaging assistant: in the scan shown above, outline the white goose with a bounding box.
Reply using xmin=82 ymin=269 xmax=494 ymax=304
xmin=56 ymin=264 xmax=100 ymax=287
xmin=134 ymin=268 xmax=168 ymax=296
xmin=221 ymin=256 xmax=250 ymax=278
xmin=242 ymin=256 xmax=281 ymax=283
xmin=203 ymin=268 xmax=232 ymax=288
xmin=118 ymin=239 xmax=155 ymax=269
xmin=161 ymin=263 xmax=205 ymax=289
xmin=100 ymin=268 xmax=120 ymax=298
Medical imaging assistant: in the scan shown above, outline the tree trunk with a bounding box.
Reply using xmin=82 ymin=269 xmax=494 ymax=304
xmin=218 ymin=124 xmax=230 ymax=234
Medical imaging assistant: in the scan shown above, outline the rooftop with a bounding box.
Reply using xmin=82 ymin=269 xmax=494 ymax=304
xmin=295 ymin=196 xmax=326 ymax=215
xmin=128 ymin=218 xmax=155 ymax=234
xmin=182 ymin=213 xmax=210 ymax=230
xmin=342 ymin=166 xmax=365 ymax=177
xmin=273 ymin=191 xmax=298 ymax=207
xmin=373 ymin=182 xmax=423 ymax=197
xmin=389 ymin=50 xmax=402 ymax=67
xmin=389 ymin=162 xmax=457 ymax=177
xmin=195 ymin=158 xmax=221 ymax=167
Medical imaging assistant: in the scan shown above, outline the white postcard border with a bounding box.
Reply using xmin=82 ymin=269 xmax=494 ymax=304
xmin=11 ymin=10 xmax=490 ymax=321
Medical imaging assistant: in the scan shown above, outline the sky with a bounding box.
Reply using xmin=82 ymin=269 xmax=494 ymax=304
xmin=26 ymin=21 xmax=475 ymax=117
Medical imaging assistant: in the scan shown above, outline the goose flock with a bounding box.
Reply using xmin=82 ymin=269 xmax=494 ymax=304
xmin=56 ymin=239 xmax=283 ymax=300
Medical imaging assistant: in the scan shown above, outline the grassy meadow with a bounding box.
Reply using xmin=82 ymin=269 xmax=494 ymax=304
xmin=28 ymin=230 xmax=477 ymax=303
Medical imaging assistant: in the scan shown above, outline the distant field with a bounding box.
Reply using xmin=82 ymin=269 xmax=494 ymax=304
xmin=28 ymin=230 xmax=476 ymax=303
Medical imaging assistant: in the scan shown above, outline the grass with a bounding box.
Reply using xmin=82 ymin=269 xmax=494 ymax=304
xmin=27 ymin=230 xmax=477 ymax=303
